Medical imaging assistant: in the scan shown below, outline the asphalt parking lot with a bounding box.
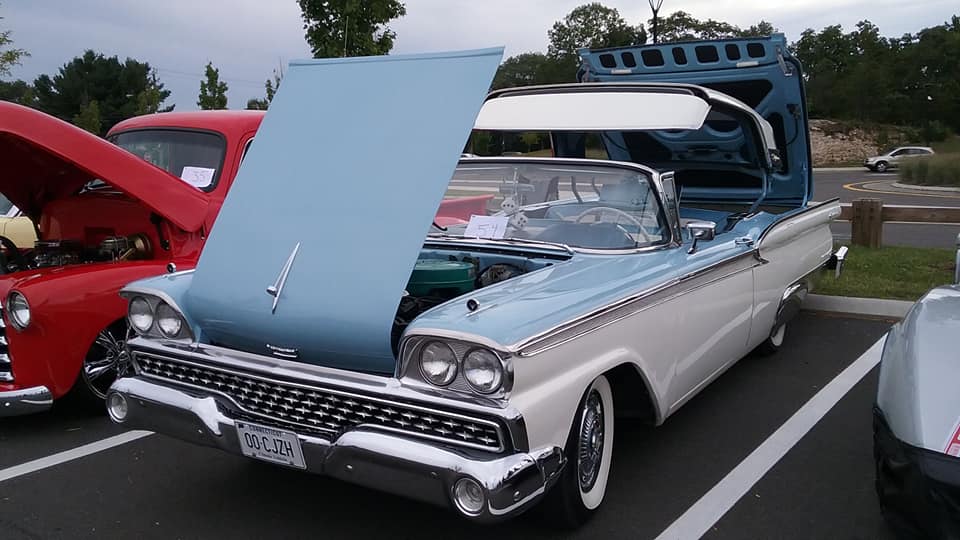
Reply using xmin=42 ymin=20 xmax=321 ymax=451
xmin=0 ymin=312 xmax=896 ymax=540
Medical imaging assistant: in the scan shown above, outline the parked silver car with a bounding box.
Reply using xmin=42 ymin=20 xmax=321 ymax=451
xmin=874 ymin=234 xmax=960 ymax=537
xmin=864 ymin=146 xmax=934 ymax=172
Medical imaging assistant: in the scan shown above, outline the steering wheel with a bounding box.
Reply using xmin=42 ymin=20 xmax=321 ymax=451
xmin=0 ymin=235 xmax=28 ymax=273
xmin=573 ymin=206 xmax=655 ymax=243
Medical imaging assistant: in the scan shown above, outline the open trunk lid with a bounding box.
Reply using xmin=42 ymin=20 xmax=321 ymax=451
xmin=577 ymin=34 xmax=811 ymax=207
xmin=185 ymin=48 xmax=503 ymax=374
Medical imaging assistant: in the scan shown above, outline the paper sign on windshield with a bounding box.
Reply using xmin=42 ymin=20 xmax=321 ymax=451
xmin=180 ymin=166 xmax=216 ymax=188
xmin=464 ymin=215 xmax=508 ymax=239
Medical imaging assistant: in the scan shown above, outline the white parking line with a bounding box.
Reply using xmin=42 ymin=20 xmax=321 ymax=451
xmin=0 ymin=430 xmax=153 ymax=483
xmin=654 ymin=336 xmax=886 ymax=540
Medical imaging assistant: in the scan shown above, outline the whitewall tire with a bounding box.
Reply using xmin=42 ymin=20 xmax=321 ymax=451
xmin=543 ymin=374 xmax=615 ymax=527
xmin=756 ymin=321 xmax=787 ymax=356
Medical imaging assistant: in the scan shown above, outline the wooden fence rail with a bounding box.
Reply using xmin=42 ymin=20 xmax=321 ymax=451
xmin=837 ymin=198 xmax=960 ymax=247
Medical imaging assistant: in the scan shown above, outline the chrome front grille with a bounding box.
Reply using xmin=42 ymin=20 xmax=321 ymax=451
xmin=134 ymin=352 xmax=505 ymax=452
xmin=0 ymin=307 xmax=11 ymax=382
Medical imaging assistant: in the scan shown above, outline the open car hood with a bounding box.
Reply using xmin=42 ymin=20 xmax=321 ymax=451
xmin=0 ymin=102 xmax=209 ymax=232
xmin=578 ymin=34 xmax=810 ymax=207
xmin=185 ymin=48 xmax=503 ymax=374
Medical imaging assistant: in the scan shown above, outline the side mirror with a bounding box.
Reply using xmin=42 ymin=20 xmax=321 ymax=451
xmin=686 ymin=220 xmax=716 ymax=254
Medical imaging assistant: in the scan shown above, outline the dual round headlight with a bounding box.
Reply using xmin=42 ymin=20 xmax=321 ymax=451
xmin=463 ymin=349 xmax=503 ymax=394
xmin=417 ymin=341 xmax=505 ymax=394
xmin=419 ymin=341 xmax=458 ymax=386
xmin=128 ymin=296 xmax=186 ymax=338
xmin=128 ymin=296 xmax=154 ymax=333
xmin=6 ymin=291 xmax=31 ymax=330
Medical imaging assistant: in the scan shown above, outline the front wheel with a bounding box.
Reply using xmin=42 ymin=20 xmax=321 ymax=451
xmin=875 ymin=161 xmax=889 ymax=173
xmin=542 ymin=375 xmax=615 ymax=528
xmin=73 ymin=321 xmax=132 ymax=405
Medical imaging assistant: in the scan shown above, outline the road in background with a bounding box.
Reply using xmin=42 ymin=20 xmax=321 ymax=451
xmin=814 ymin=169 xmax=960 ymax=248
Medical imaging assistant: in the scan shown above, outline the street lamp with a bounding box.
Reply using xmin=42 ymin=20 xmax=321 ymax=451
xmin=648 ymin=0 xmax=664 ymax=44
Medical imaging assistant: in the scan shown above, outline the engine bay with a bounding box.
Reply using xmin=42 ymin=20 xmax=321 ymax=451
xmin=0 ymin=234 xmax=153 ymax=274
xmin=392 ymin=247 xmax=562 ymax=350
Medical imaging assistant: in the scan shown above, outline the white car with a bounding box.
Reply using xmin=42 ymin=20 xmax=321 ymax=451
xmin=864 ymin=146 xmax=934 ymax=172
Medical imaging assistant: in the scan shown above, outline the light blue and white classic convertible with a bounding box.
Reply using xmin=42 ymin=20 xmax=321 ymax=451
xmin=107 ymin=39 xmax=841 ymax=525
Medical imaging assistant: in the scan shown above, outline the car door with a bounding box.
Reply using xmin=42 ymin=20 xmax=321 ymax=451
xmin=665 ymin=237 xmax=758 ymax=413
xmin=889 ymin=148 xmax=908 ymax=164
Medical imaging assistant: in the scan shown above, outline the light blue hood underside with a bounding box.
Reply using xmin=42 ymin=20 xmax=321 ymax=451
xmin=185 ymin=48 xmax=504 ymax=374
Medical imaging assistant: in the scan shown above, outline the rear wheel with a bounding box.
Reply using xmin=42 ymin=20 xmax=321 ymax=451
xmin=73 ymin=320 xmax=132 ymax=405
xmin=543 ymin=375 xmax=615 ymax=528
xmin=755 ymin=322 xmax=786 ymax=356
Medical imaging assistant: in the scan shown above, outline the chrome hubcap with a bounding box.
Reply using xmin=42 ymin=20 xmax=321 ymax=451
xmin=577 ymin=390 xmax=605 ymax=491
xmin=82 ymin=326 xmax=130 ymax=399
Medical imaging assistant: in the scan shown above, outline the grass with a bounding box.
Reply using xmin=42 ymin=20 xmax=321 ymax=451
xmin=898 ymin=153 xmax=960 ymax=186
xmin=932 ymin=135 xmax=960 ymax=155
xmin=813 ymin=245 xmax=955 ymax=301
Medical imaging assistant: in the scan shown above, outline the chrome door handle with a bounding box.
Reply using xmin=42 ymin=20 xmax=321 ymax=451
xmin=735 ymin=237 xmax=754 ymax=247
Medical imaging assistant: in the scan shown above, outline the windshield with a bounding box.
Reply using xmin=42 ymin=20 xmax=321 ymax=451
xmin=109 ymin=129 xmax=226 ymax=191
xmin=0 ymin=193 xmax=14 ymax=216
xmin=436 ymin=161 xmax=668 ymax=250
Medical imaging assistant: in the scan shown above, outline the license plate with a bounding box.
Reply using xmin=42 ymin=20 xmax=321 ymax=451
xmin=235 ymin=421 xmax=306 ymax=469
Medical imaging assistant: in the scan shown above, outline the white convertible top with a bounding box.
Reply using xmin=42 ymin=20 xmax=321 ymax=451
xmin=474 ymin=90 xmax=711 ymax=132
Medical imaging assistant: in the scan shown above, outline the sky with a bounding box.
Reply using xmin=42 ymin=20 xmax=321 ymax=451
xmin=3 ymin=0 xmax=957 ymax=111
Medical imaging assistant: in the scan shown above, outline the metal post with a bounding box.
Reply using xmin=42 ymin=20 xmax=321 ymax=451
xmin=955 ymin=232 xmax=960 ymax=284
xmin=648 ymin=0 xmax=664 ymax=44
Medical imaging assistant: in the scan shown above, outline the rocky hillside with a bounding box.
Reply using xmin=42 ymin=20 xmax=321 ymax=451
xmin=809 ymin=119 xmax=882 ymax=167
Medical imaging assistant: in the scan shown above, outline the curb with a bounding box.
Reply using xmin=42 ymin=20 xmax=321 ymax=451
xmin=813 ymin=166 xmax=866 ymax=172
xmin=803 ymin=294 xmax=913 ymax=319
xmin=891 ymin=182 xmax=960 ymax=193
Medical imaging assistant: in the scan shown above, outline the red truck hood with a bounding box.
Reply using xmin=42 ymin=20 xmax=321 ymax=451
xmin=0 ymin=102 xmax=209 ymax=232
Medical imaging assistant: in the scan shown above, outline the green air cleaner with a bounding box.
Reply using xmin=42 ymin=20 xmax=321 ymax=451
xmin=406 ymin=259 xmax=476 ymax=298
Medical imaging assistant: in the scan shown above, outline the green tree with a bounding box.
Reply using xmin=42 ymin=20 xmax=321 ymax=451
xmin=791 ymin=16 xmax=960 ymax=132
xmin=197 ymin=62 xmax=228 ymax=110
xmin=0 ymin=79 xmax=34 ymax=106
xmin=32 ymin=50 xmax=172 ymax=135
xmin=653 ymin=11 xmax=776 ymax=42
xmin=0 ymin=2 xmax=27 ymax=77
xmin=548 ymin=3 xmax=646 ymax=74
xmin=298 ymin=0 xmax=406 ymax=58
xmin=72 ymin=100 xmax=101 ymax=134
xmin=245 ymin=70 xmax=281 ymax=110
xmin=492 ymin=52 xmax=568 ymax=90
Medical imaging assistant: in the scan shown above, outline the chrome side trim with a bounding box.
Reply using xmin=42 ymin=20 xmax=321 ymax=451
xmin=513 ymin=250 xmax=762 ymax=356
xmin=757 ymin=197 xmax=840 ymax=246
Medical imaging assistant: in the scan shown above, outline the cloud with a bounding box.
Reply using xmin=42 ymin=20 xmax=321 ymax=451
xmin=3 ymin=0 xmax=957 ymax=110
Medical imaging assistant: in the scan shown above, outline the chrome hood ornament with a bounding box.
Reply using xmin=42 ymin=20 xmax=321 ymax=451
xmin=266 ymin=242 xmax=301 ymax=313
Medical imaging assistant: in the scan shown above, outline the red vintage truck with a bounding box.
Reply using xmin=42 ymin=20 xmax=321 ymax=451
xmin=0 ymin=103 xmax=490 ymax=415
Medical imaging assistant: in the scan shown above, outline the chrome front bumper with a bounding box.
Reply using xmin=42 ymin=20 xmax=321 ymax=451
xmin=0 ymin=385 xmax=53 ymax=416
xmin=107 ymin=376 xmax=563 ymax=521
